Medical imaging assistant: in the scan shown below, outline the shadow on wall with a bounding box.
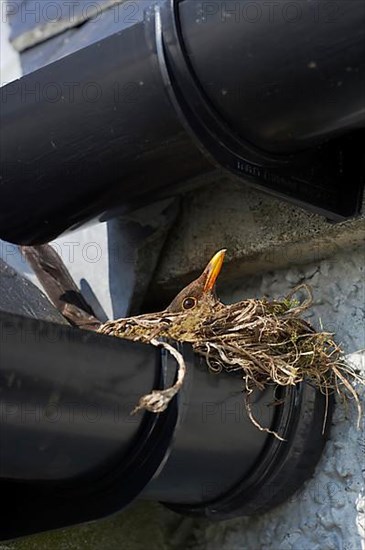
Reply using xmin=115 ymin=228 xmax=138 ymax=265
xmin=0 ymin=501 xmax=188 ymax=550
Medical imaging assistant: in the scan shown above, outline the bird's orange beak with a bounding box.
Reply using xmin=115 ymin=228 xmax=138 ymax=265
xmin=203 ymin=249 xmax=226 ymax=292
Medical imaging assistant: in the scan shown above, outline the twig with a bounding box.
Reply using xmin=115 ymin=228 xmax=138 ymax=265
xmin=131 ymin=339 xmax=186 ymax=414
xmin=20 ymin=245 xmax=101 ymax=330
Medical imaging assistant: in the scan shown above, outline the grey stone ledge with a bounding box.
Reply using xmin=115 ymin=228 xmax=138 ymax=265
xmin=7 ymin=0 xmax=128 ymax=52
xmin=150 ymin=175 xmax=365 ymax=302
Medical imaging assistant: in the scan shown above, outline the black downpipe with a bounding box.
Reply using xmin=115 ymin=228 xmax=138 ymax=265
xmin=1 ymin=0 xmax=364 ymax=244
xmin=0 ymin=262 xmax=333 ymax=540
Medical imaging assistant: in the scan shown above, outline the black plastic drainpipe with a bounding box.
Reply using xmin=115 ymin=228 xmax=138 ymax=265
xmin=0 ymin=0 xmax=365 ymax=245
xmin=0 ymin=263 xmax=332 ymax=541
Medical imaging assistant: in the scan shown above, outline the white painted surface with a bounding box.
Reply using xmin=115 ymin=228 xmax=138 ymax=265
xmin=50 ymin=224 xmax=114 ymax=320
xmin=0 ymin=224 xmax=113 ymax=319
xmin=0 ymin=10 xmax=21 ymax=85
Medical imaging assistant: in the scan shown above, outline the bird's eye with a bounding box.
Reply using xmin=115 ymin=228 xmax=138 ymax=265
xmin=182 ymin=297 xmax=197 ymax=310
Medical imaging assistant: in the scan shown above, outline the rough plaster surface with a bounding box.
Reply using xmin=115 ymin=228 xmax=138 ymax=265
xmin=185 ymin=246 xmax=365 ymax=550
xmin=189 ymin=369 xmax=365 ymax=550
xmin=151 ymin=177 xmax=365 ymax=305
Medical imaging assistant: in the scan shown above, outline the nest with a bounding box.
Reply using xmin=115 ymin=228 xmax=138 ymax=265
xmin=99 ymin=284 xmax=363 ymax=439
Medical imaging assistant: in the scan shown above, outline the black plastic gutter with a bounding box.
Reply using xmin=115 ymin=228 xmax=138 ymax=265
xmin=0 ymin=309 xmax=333 ymax=540
xmin=1 ymin=0 xmax=365 ymax=244
xmin=0 ymin=261 xmax=333 ymax=540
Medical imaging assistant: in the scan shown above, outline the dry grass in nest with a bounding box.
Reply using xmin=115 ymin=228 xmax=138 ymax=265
xmin=99 ymin=284 xmax=364 ymax=439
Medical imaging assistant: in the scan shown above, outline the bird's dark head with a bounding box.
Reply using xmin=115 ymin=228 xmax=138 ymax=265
xmin=99 ymin=249 xmax=227 ymax=343
xmin=166 ymin=249 xmax=226 ymax=315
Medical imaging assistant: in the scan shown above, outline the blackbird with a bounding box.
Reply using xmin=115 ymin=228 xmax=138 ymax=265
xmin=166 ymin=249 xmax=226 ymax=313
xmin=98 ymin=249 xmax=227 ymax=342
